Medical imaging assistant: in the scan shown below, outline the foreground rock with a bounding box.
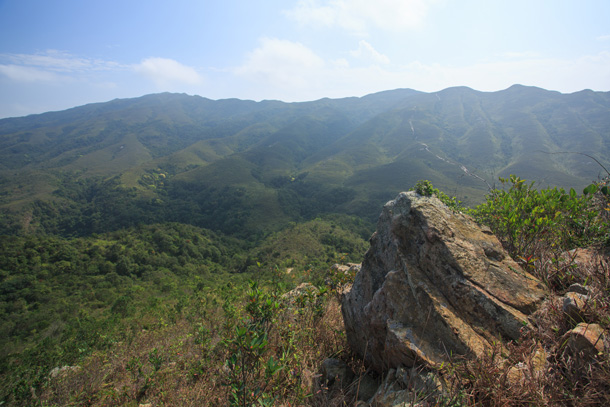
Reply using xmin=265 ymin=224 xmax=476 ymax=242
xmin=342 ymin=191 xmax=547 ymax=372
xmin=563 ymin=323 xmax=607 ymax=359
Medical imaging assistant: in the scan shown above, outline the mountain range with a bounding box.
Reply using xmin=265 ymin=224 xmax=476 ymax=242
xmin=1 ymin=85 xmax=609 ymax=237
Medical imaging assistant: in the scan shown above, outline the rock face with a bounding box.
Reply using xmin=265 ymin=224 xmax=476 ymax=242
xmin=342 ymin=191 xmax=547 ymax=372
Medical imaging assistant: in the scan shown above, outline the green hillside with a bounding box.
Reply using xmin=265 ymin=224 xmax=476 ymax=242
xmin=3 ymin=86 xmax=609 ymax=239
xmin=2 ymin=86 xmax=610 ymax=405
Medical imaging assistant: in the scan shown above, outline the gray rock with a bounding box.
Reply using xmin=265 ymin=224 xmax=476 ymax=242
xmin=331 ymin=264 xmax=351 ymax=273
xmin=320 ymin=358 xmax=354 ymax=388
xmin=562 ymin=291 xmax=590 ymax=322
xmin=351 ymin=373 xmax=379 ymax=402
xmin=281 ymin=282 xmax=319 ymax=303
xmin=567 ymin=283 xmax=590 ymax=296
xmin=49 ymin=365 xmax=81 ymax=379
xmin=368 ymin=367 xmax=442 ymax=406
xmin=342 ymin=191 xmax=547 ymax=372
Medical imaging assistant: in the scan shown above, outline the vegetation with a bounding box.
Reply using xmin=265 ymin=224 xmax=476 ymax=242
xmin=3 ymin=87 xmax=610 ymax=405
xmin=0 ymin=214 xmax=368 ymax=405
xmin=442 ymin=176 xmax=610 ymax=406
xmin=2 ymin=86 xmax=610 ymax=234
xmin=411 ymin=179 xmax=464 ymax=211
xmin=471 ymin=175 xmax=605 ymax=269
xmin=1 ymin=173 xmax=609 ymax=405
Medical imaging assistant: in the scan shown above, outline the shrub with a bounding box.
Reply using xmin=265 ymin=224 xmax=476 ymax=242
xmin=471 ymin=175 xmax=605 ymax=261
xmin=411 ymin=180 xmax=463 ymax=212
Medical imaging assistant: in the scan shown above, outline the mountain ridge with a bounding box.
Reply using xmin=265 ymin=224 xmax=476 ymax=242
xmin=1 ymin=85 xmax=609 ymax=237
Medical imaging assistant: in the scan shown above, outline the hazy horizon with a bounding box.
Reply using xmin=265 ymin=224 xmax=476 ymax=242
xmin=1 ymin=0 xmax=609 ymax=119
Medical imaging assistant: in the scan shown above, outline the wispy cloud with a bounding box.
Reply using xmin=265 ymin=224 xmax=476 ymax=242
xmin=597 ymin=34 xmax=610 ymax=41
xmin=0 ymin=50 xmax=123 ymax=83
xmin=0 ymin=50 xmax=203 ymax=91
xmin=0 ymin=65 xmax=61 ymax=83
xmin=284 ymin=0 xmax=433 ymax=34
xmin=134 ymin=57 xmax=203 ymax=88
xmin=350 ymin=40 xmax=390 ymax=64
xmin=0 ymin=51 xmax=206 ymax=117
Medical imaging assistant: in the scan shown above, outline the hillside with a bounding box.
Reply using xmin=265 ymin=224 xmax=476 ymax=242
xmin=1 ymin=85 xmax=609 ymax=238
xmin=1 ymin=177 xmax=609 ymax=406
xmin=2 ymin=85 xmax=610 ymax=405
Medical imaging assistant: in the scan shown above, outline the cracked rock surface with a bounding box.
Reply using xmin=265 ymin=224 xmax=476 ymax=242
xmin=341 ymin=191 xmax=547 ymax=372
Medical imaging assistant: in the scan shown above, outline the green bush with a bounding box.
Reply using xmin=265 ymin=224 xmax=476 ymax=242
xmin=223 ymin=281 xmax=283 ymax=406
xmin=411 ymin=180 xmax=463 ymax=212
xmin=471 ymin=175 xmax=606 ymax=260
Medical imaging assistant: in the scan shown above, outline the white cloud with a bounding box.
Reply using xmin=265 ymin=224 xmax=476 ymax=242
xmin=284 ymin=0 xmax=432 ymax=34
xmin=235 ymin=38 xmax=325 ymax=89
xmin=0 ymin=50 xmax=125 ymax=84
xmin=134 ymin=57 xmax=203 ymax=88
xmin=0 ymin=51 xmax=202 ymax=90
xmin=597 ymin=34 xmax=610 ymax=41
xmin=332 ymin=58 xmax=350 ymax=68
xmin=350 ymin=40 xmax=390 ymax=64
xmin=0 ymin=64 xmax=61 ymax=82
xmin=232 ymin=38 xmax=610 ymax=103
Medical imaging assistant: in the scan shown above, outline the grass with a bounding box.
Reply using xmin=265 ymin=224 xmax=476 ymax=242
xmin=6 ymin=177 xmax=610 ymax=406
xmin=438 ymin=248 xmax=610 ymax=406
xmin=436 ymin=177 xmax=610 ymax=406
xmin=37 ymin=279 xmax=354 ymax=406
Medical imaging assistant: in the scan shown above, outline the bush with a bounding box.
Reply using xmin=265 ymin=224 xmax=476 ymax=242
xmin=411 ymin=180 xmax=463 ymax=212
xmin=471 ymin=175 xmax=605 ymax=260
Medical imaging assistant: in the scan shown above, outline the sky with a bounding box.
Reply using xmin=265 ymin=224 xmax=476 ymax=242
xmin=0 ymin=0 xmax=609 ymax=118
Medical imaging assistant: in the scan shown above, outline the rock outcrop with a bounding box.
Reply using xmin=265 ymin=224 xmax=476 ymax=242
xmin=342 ymin=191 xmax=547 ymax=372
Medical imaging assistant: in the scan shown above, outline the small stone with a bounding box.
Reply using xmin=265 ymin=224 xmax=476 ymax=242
xmin=507 ymin=345 xmax=547 ymax=384
xmin=49 ymin=365 xmax=81 ymax=379
xmin=300 ymin=368 xmax=316 ymax=393
xmin=347 ymin=263 xmax=361 ymax=273
xmin=331 ymin=264 xmax=350 ymax=273
xmin=369 ymin=367 xmax=434 ymax=407
xmin=281 ymin=283 xmax=319 ymax=301
xmin=352 ymin=374 xmax=379 ymax=401
xmin=562 ymin=292 xmax=589 ymax=322
xmin=320 ymin=358 xmax=354 ymax=387
xmin=563 ymin=323 xmax=606 ymax=358
xmin=567 ymin=283 xmax=589 ymax=296
xmin=395 ymin=366 xmax=443 ymax=398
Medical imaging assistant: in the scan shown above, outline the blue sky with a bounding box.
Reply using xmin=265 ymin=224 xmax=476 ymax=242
xmin=1 ymin=0 xmax=609 ymax=118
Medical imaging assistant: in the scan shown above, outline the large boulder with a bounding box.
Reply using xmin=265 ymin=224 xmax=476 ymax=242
xmin=342 ymin=191 xmax=547 ymax=372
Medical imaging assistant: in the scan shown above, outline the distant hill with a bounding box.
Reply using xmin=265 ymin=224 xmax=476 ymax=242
xmin=1 ymin=85 xmax=609 ymax=237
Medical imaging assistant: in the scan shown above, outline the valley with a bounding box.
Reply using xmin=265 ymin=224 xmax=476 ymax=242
xmin=1 ymin=85 xmax=610 ymax=405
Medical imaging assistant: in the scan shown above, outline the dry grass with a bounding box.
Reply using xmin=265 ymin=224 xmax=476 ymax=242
xmin=438 ymin=247 xmax=610 ymax=407
xmin=38 ymin=288 xmax=353 ymax=407
xmin=36 ymin=252 xmax=610 ymax=407
xmin=34 ymin=190 xmax=610 ymax=406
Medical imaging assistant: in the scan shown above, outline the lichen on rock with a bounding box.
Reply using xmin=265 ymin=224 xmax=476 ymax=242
xmin=341 ymin=191 xmax=547 ymax=372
